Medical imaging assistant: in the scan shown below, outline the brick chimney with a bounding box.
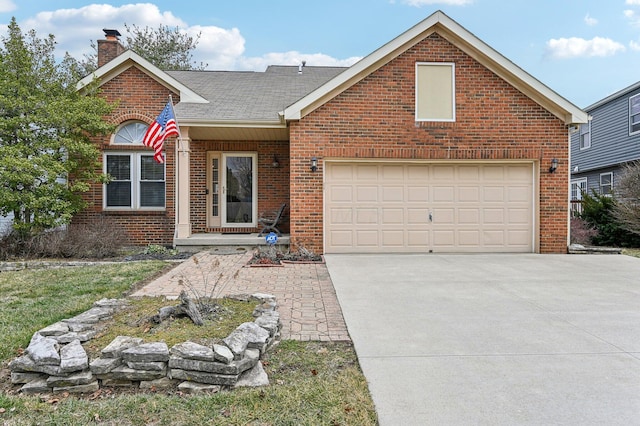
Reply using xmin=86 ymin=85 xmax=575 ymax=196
xmin=97 ymin=29 xmax=125 ymax=67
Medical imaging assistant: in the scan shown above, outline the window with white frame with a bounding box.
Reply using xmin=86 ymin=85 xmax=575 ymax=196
xmin=600 ymin=172 xmax=613 ymax=195
xmin=630 ymin=94 xmax=640 ymax=134
xmin=579 ymin=122 xmax=591 ymax=150
xmin=570 ymin=178 xmax=587 ymax=215
xmin=416 ymin=62 xmax=455 ymax=122
xmin=104 ymin=122 xmax=165 ymax=210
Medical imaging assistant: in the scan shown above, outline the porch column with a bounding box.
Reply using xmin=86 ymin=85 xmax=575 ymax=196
xmin=175 ymin=130 xmax=191 ymax=239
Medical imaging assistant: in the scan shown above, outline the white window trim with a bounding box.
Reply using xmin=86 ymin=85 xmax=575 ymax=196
xmin=415 ymin=62 xmax=456 ymax=122
xmin=571 ymin=178 xmax=588 ymax=200
xmin=629 ymin=93 xmax=640 ymax=135
xmin=103 ymin=152 xmax=166 ymax=211
xmin=599 ymin=172 xmax=613 ymax=196
xmin=579 ymin=121 xmax=591 ymax=150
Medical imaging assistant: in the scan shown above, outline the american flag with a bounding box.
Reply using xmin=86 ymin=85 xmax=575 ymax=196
xmin=143 ymin=100 xmax=180 ymax=164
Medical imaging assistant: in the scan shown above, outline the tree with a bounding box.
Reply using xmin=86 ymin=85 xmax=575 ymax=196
xmin=0 ymin=18 xmax=115 ymax=237
xmin=613 ymin=161 xmax=640 ymax=236
xmin=123 ymin=23 xmax=206 ymax=71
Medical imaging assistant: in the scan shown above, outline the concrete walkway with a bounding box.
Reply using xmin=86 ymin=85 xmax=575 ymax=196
xmin=131 ymin=251 xmax=350 ymax=342
xmin=325 ymin=253 xmax=640 ymax=426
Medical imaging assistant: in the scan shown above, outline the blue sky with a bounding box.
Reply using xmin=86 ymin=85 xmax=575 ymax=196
xmin=2 ymin=1 xmax=640 ymax=107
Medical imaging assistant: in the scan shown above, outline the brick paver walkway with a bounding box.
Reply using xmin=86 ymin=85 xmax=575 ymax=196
xmin=131 ymin=251 xmax=350 ymax=342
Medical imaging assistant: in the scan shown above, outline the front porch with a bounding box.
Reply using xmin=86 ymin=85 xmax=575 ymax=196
xmin=174 ymin=233 xmax=290 ymax=253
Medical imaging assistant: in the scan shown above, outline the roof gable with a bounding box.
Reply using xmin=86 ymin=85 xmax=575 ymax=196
xmin=76 ymin=50 xmax=208 ymax=104
xmin=284 ymin=10 xmax=587 ymax=125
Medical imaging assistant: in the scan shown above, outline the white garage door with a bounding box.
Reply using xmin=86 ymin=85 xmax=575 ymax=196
xmin=325 ymin=162 xmax=534 ymax=253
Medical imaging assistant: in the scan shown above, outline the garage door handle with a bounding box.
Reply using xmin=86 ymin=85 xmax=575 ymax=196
xmin=429 ymin=212 xmax=433 ymax=222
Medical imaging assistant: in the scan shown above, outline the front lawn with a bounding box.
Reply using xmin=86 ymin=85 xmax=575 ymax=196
xmin=0 ymin=261 xmax=377 ymax=425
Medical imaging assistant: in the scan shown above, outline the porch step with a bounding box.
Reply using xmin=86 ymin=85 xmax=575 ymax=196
xmin=174 ymin=233 xmax=290 ymax=254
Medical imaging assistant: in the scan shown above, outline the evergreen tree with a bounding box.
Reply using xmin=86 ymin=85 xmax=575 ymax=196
xmin=0 ymin=18 xmax=115 ymax=237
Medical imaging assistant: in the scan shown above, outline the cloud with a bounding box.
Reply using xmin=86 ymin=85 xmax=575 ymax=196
xmin=626 ymin=0 xmax=640 ymax=5
xmin=630 ymin=40 xmax=640 ymax=51
xmin=546 ymin=36 xmax=626 ymax=59
xmin=9 ymin=3 xmax=354 ymax=72
xmin=0 ymin=0 xmax=15 ymax=13
xmin=402 ymin=0 xmax=473 ymax=6
xmin=625 ymin=9 xmax=640 ymax=26
xmin=584 ymin=13 xmax=598 ymax=26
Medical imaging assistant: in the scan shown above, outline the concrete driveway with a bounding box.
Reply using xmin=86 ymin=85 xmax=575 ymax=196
xmin=324 ymin=254 xmax=640 ymax=425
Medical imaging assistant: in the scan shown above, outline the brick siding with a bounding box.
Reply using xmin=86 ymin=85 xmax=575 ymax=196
xmin=289 ymin=33 xmax=569 ymax=253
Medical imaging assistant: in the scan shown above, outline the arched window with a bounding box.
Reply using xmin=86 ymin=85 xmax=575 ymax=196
xmin=113 ymin=122 xmax=148 ymax=145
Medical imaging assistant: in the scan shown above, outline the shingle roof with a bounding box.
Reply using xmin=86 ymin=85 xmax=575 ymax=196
xmin=167 ymin=65 xmax=347 ymax=123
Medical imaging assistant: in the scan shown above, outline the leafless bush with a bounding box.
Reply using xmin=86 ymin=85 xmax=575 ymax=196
xmin=613 ymin=161 xmax=640 ymax=236
xmin=570 ymin=217 xmax=598 ymax=245
xmin=0 ymin=217 xmax=127 ymax=260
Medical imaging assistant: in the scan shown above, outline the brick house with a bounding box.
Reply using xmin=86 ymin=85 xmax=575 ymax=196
xmin=75 ymin=11 xmax=587 ymax=254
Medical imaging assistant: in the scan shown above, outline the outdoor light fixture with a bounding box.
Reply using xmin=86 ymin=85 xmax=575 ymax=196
xmin=272 ymin=154 xmax=280 ymax=168
xmin=549 ymin=158 xmax=558 ymax=173
xmin=310 ymin=157 xmax=318 ymax=172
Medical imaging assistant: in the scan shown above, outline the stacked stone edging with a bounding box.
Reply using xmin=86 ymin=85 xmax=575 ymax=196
xmin=9 ymin=293 xmax=281 ymax=394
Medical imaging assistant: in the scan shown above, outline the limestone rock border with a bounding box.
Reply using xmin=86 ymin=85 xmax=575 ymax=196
xmin=9 ymin=293 xmax=281 ymax=394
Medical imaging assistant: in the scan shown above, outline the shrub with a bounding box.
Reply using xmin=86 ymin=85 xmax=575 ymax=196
xmin=570 ymin=217 xmax=598 ymax=245
xmin=613 ymin=161 xmax=640 ymax=236
xmin=0 ymin=217 xmax=126 ymax=260
xmin=579 ymin=190 xmax=640 ymax=247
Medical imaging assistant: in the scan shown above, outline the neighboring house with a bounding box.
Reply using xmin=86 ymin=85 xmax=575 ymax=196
xmin=570 ymin=81 xmax=640 ymax=214
xmin=74 ymin=10 xmax=587 ymax=254
xmin=0 ymin=212 xmax=12 ymax=236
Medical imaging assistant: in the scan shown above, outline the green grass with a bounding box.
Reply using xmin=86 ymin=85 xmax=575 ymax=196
xmin=0 ymin=261 xmax=378 ymax=425
xmin=0 ymin=261 xmax=170 ymax=361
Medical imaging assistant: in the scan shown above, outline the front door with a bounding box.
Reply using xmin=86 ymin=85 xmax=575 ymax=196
xmin=207 ymin=152 xmax=257 ymax=228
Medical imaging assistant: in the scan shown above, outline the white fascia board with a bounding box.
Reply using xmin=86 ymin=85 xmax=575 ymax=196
xmin=76 ymin=50 xmax=208 ymax=104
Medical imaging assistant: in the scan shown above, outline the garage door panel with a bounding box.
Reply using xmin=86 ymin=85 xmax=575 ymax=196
xmin=459 ymin=209 xmax=480 ymax=224
xmin=382 ymin=186 xmax=404 ymax=202
xmin=381 ymin=230 xmax=405 ymax=247
xmin=355 ymin=208 xmax=378 ymax=224
xmin=382 ymin=165 xmax=404 ymax=179
xmin=330 ymin=208 xmax=353 ymax=224
xmin=356 ymin=165 xmax=378 ymax=180
xmin=328 ymin=230 xmax=353 ymax=247
xmin=483 ymin=208 xmax=505 ymax=224
xmin=433 ymin=186 xmax=455 ymax=202
xmin=508 ymin=208 xmax=530 ymax=224
xmin=356 ymin=186 xmax=378 ymax=202
xmin=483 ymin=230 xmax=506 ymax=246
xmin=330 ymin=186 xmax=352 ymax=202
xmin=355 ymin=230 xmax=379 ymax=247
xmin=325 ymin=163 xmax=534 ymax=253
xmin=407 ymin=208 xmax=428 ymax=224
xmin=407 ymin=231 xmax=429 ymax=247
xmin=458 ymin=230 xmax=480 ymax=246
xmin=483 ymin=187 xmax=505 ymax=202
xmin=407 ymin=186 xmax=429 ymax=202
xmin=382 ymin=208 xmax=404 ymax=224
xmin=433 ymin=230 xmax=455 ymax=247
xmin=458 ymin=186 xmax=480 ymax=202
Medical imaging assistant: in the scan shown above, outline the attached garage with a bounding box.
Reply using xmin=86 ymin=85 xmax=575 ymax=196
xmin=324 ymin=162 xmax=536 ymax=253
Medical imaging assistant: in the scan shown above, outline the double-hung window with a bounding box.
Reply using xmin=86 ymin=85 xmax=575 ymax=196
xmin=579 ymin=122 xmax=591 ymax=150
xmin=104 ymin=122 xmax=166 ymax=210
xmin=416 ymin=62 xmax=455 ymax=122
xmin=600 ymin=172 xmax=613 ymax=196
xmin=630 ymin=94 xmax=640 ymax=134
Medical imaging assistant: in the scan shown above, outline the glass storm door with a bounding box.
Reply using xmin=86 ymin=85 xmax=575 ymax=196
xmin=222 ymin=153 xmax=257 ymax=227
